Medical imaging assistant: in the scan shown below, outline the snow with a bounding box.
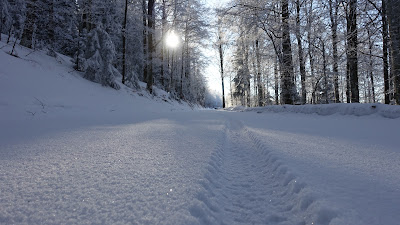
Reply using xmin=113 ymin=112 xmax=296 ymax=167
xmin=227 ymin=103 xmax=400 ymax=119
xmin=226 ymin=111 xmax=400 ymax=225
xmin=1 ymin=38 xmax=400 ymax=224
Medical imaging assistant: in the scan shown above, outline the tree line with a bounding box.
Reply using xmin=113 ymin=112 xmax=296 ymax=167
xmin=216 ymin=0 xmax=400 ymax=106
xmin=0 ymin=0 xmax=210 ymax=106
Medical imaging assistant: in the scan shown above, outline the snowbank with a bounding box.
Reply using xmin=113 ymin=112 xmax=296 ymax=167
xmin=0 ymin=38 xmax=196 ymax=123
xmin=226 ymin=103 xmax=400 ymax=119
xmin=0 ymin=37 xmax=201 ymax=145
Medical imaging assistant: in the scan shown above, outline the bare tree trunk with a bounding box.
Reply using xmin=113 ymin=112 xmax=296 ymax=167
xmin=366 ymin=77 xmax=370 ymax=102
xmin=142 ymin=0 xmax=147 ymax=82
xmin=329 ymin=0 xmax=340 ymax=103
xmin=387 ymin=0 xmax=400 ymax=104
xmin=296 ymin=0 xmax=306 ymax=104
xmin=180 ymin=11 xmax=189 ymax=99
xmin=252 ymin=48 xmax=257 ymax=107
xmin=7 ymin=26 xmax=13 ymax=44
xmin=322 ymin=41 xmax=329 ymax=104
xmin=389 ymin=46 xmax=395 ymax=101
xmin=306 ymin=0 xmax=316 ymax=104
xmin=256 ymin=39 xmax=263 ymax=106
xmin=185 ymin=36 xmax=190 ymax=92
xmin=347 ymin=0 xmax=359 ymax=103
xmin=281 ymin=0 xmax=295 ymax=104
xmin=274 ymin=56 xmax=279 ymax=105
xmin=122 ymin=0 xmax=128 ymax=84
xmin=160 ymin=0 xmax=166 ymax=88
xmin=308 ymin=41 xmax=316 ymax=104
xmin=367 ymin=29 xmax=376 ymax=102
xmin=171 ymin=50 xmax=174 ymax=92
xmin=346 ymin=55 xmax=351 ymax=102
xmin=242 ymin=35 xmax=251 ymax=107
xmin=146 ymin=0 xmax=155 ymax=93
xmin=230 ymin=72 xmax=234 ymax=107
xmin=264 ymin=65 xmax=269 ymax=104
xmin=345 ymin=5 xmax=351 ymax=103
xmin=382 ymin=0 xmax=390 ymax=104
xmin=181 ymin=44 xmax=185 ymax=98
xmin=218 ymin=23 xmax=225 ymax=108
xmin=0 ymin=11 xmax=2 ymax=42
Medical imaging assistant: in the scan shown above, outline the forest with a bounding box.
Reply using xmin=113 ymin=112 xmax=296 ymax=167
xmin=217 ymin=0 xmax=400 ymax=107
xmin=1 ymin=1 xmax=400 ymax=224
xmin=1 ymin=0 xmax=400 ymax=107
xmin=0 ymin=0 xmax=210 ymax=106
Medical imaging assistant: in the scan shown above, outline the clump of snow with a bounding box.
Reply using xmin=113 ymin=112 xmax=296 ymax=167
xmin=226 ymin=103 xmax=400 ymax=119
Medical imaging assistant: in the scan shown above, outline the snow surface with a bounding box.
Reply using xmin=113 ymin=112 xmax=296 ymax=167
xmin=1 ymin=38 xmax=400 ymax=225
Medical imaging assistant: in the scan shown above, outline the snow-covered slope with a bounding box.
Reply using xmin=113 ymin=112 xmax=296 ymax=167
xmin=0 ymin=39 xmax=196 ymax=143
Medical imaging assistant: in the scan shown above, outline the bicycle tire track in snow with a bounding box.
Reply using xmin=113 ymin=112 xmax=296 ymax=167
xmin=190 ymin=118 xmax=338 ymax=225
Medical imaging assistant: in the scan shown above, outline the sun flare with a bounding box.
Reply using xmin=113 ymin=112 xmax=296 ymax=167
xmin=166 ymin=31 xmax=179 ymax=49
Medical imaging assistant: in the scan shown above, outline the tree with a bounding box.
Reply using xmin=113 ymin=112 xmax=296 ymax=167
xmin=146 ymin=0 xmax=155 ymax=93
xmin=160 ymin=0 xmax=167 ymax=88
xmin=386 ymin=0 xmax=400 ymax=104
xmin=53 ymin=0 xmax=79 ymax=56
xmin=217 ymin=17 xmax=226 ymax=108
xmin=295 ymin=0 xmax=307 ymax=104
xmin=382 ymin=0 xmax=390 ymax=104
xmin=122 ymin=0 xmax=128 ymax=84
xmin=20 ymin=0 xmax=38 ymax=48
xmin=347 ymin=0 xmax=360 ymax=102
xmin=232 ymin=28 xmax=250 ymax=106
xmin=281 ymin=0 xmax=296 ymax=104
xmin=329 ymin=0 xmax=340 ymax=102
xmin=142 ymin=0 xmax=147 ymax=83
xmin=84 ymin=26 xmax=120 ymax=89
xmin=255 ymin=39 xmax=263 ymax=106
xmin=0 ymin=0 xmax=12 ymax=41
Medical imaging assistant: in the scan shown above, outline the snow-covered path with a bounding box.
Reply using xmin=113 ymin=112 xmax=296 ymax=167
xmin=1 ymin=110 xmax=400 ymax=224
xmin=190 ymin=118 xmax=323 ymax=225
xmin=237 ymin=112 xmax=400 ymax=225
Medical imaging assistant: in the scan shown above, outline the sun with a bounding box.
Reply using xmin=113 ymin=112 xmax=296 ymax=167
xmin=166 ymin=31 xmax=179 ymax=49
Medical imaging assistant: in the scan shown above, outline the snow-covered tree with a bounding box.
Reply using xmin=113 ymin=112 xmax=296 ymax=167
xmin=53 ymin=0 xmax=79 ymax=56
xmin=84 ymin=26 xmax=120 ymax=90
xmin=0 ymin=0 xmax=12 ymax=41
xmin=5 ymin=0 xmax=213 ymax=105
xmin=20 ymin=0 xmax=37 ymax=48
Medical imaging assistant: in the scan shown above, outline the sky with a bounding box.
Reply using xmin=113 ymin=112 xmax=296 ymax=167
xmin=203 ymin=0 xmax=230 ymax=99
xmin=204 ymin=48 xmax=222 ymax=96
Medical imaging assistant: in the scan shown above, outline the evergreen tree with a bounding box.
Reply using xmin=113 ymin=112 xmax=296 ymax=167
xmin=53 ymin=0 xmax=79 ymax=56
xmin=7 ymin=0 xmax=24 ymax=45
xmin=20 ymin=0 xmax=37 ymax=48
xmin=0 ymin=0 xmax=12 ymax=41
xmin=84 ymin=26 xmax=120 ymax=90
